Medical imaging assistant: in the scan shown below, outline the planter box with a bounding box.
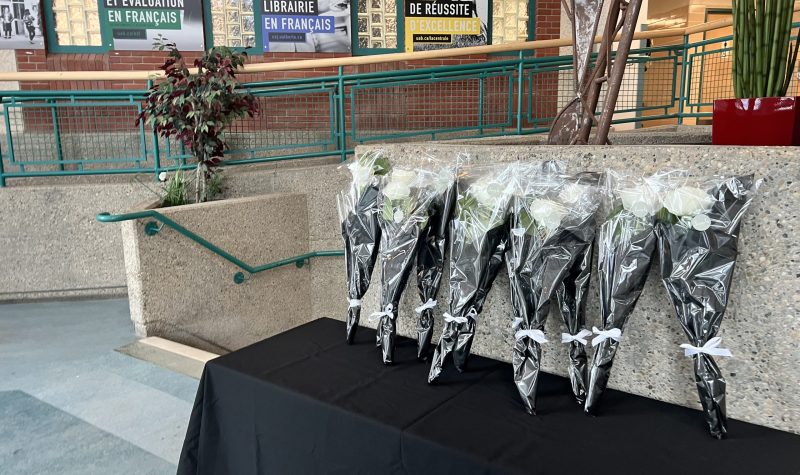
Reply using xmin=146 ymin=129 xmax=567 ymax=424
xmin=121 ymin=193 xmax=312 ymax=354
xmin=712 ymin=97 xmax=800 ymax=145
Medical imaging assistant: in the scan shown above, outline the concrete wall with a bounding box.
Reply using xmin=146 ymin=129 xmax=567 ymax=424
xmin=0 ymin=182 xmax=153 ymax=301
xmin=122 ymin=193 xmax=311 ymax=354
xmin=315 ymin=142 xmax=797 ymax=434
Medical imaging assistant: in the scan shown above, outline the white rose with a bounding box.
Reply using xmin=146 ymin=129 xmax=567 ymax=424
xmin=382 ymin=181 xmax=412 ymax=201
xmin=348 ymin=161 xmax=372 ymax=188
xmin=559 ymin=183 xmax=588 ymax=204
xmin=530 ymin=199 xmax=567 ymax=231
xmin=470 ymin=179 xmax=505 ymax=208
xmin=390 ymin=169 xmax=417 ymax=188
xmin=618 ymin=186 xmax=660 ymax=218
xmin=662 ymin=186 xmax=714 ymax=217
xmin=433 ymin=168 xmax=455 ymax=194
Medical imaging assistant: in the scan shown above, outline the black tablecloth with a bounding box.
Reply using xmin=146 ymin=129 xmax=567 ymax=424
xmin=178 ymin=318 xmax=800 ymax=475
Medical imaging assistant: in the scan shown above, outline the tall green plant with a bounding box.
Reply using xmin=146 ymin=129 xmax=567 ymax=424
xmin=137 ymin=38 xmax=259 ymax=203
xmin=732 ymin=0 xmax=800 ymax=98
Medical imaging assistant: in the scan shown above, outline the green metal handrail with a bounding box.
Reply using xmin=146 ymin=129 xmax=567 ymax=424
xmin=96 ymin=210 xmax=343 ymax=284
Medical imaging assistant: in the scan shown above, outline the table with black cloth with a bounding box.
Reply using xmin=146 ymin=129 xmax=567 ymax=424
xmin=178 ymin=318 xmax=800 ymax=475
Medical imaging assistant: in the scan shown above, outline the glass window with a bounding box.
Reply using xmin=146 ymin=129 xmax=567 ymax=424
xmin=353 ymin=0 xmax=401 ymax=54
xmin=492 ymin=0 xmax=530 ymax=44
xmin=51 ymin=0 xmax=101 ymax=46
xmin=209 ymin=0 xmax=256 ymax=49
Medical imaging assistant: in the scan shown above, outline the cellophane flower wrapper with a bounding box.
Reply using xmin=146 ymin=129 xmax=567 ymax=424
xmin=414 ymin=161 xmax=458 ymax=360
xmin=505 ymin=167 xmax=601 ymax=414
xmin=553 ymin=172 xmax=602 ymax=405
xmin=655 ymin=174 xmax=757 ymax=439
xmin=585 ymin=171 xmax=662 ymax=415
xmin=373 ymin=167 xmax=441 ymax=365
xmin=427 ymin=164 xmax=515 ymax=383
xmin=336 ymin=150 xmax=391 ymax=344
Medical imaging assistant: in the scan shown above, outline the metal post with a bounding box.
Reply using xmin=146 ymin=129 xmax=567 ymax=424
xmin=337 ymin=66 xmax=347 ymax=162
xmin=516 ymin=50 xmax=525 ymax=134
xmin=677 ymin=33 xmax=689 ymax=125
xmin=146 ymin=80 xmax=162 ymax=179
xmin=478 ymin=76 xmax=485 ymax=135
xmin=49 ymin=100 xmax=65 ymax=171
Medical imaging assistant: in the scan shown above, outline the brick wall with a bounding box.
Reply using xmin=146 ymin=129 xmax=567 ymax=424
xmin=532 ymin=0 xmax=561 ymax=121
xmin=13 ymin=0 xmax=562 ymax=133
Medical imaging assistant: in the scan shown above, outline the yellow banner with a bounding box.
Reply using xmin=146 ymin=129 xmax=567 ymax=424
xmin=404 ymin=17 xmax=481 ymax=52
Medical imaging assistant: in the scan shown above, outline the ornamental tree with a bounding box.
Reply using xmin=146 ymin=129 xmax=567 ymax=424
xmin=137 ymin=38 xmax=259 ymax=203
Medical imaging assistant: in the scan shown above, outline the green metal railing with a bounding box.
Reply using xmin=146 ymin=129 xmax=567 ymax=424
xmin=2 ymin=27 xmax=799 ymax=187
xmin=96 ymin=210 xmax=344 ymax=283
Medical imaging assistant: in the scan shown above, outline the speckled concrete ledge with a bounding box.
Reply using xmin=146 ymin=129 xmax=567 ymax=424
xmin=312 ymin=143 xmax=799 ymax=434
xmin=448 ymin=125 xmax=713 ymax=146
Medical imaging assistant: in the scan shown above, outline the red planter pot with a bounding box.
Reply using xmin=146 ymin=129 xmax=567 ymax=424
xmin=712 ymin=96 xmax=800 ymax=146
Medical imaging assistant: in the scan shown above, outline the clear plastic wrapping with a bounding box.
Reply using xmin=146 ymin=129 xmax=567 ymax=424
xmin=584 ymin=170 xmax=661 ymax=415
xmin=413 ymin=158 xmax=458 ymax=360
xmin=427 ymin=164 xmax=516 ymax=383
xmin=655 ymin=173 xmax=758 ymax=438
xmin=336 ymin=150 xmax=391 ymax=344
xmin=505 ymin=165 xmax=601 ymax=414
xmin=372 ymin=166 xmax=443 ymax=365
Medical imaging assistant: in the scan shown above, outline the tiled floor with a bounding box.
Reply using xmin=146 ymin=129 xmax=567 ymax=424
xmin=0 ymin=299 xmax=199 ymax=474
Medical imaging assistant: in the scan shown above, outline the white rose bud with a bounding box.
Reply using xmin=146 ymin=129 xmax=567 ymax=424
xmin=618 ymin=186 xmax=660 ymax=218
xmin=470 ymin=178 xmax=505 ymax=208
xmin=559 ymin=183 xmax=588 ymax=204
xmin=348 ymin=161 xmax=372 ymax=188
xmin=662 ymin=186 xmax=714 ymax=217
xmin=389 ymin=169 xmax=417 ymax=188
xmin=433 ymin=168 xmax=455 ymax=194
xmin=530 ymin=199 xmax=567 ymax=231
xmin=383 ymin=170 xmax=416 ymax=201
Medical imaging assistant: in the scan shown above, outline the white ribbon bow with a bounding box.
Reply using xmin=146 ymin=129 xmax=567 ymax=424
xmin=680 ymin=337 xmax=733 ymax=357
xmin=561 ymin=329 xmax=592 ymax=345
xmin=348 ymin=298 xmax=362 ymax=308
xmin=515 ymin=329 xmax=548 ymax=344
xmin=415 ymin=299 xmax=437 ymax=314
xmin=591 ymin=326 xmax=622 ymax=347
xmin=443 ymin=312 xmax=468 ymax=324
xmin=368 ymin=304 xmax=394 ymax=323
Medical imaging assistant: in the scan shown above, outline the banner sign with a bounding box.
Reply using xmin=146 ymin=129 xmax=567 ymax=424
xmin=404 ymin=0 xmax=488 ymax=52
xmin=102 ymin=0 xmax=205 ymax=51
xmin=261 ymin=0 xmax=350 ymax=53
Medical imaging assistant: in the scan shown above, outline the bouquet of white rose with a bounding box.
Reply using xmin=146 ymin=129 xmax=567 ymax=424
xmin=552 ymin=172 xmax=602 ymax=405
xmin=655 ymin=174 xmax=757 ymax=439
xmin=428 ymin=164 xmax=514 ymax=383
xmin=414 ymin=163 xmax=458 ymax=360
xmin=337 ymin=150 xmax=391 ymax=344
xmin=371 ymin=167 xmax=441 ymax=365
xmin=505 ymin=167 xmax=600 ymax=414
xmin=584 ymin=171 xmax=661 ymax=415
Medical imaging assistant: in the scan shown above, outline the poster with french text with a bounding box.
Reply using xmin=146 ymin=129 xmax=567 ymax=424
xmin=261 ymin=0 xmax=351 ymax=53
xmin=404 ymin=0 xmax=487 ymax=52
xmin=101 ymin=0 xmax=205 ymax=51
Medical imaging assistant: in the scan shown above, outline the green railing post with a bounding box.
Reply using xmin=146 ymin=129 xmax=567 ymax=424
xmin=337 ymin=66 xmax=347 ymax=162
xmin=146 ymin=80 xmax=162 ymax=180
xmin=516 ymin=50 xmax=525 ymax=134
xmin=677 ymin=33 xmax=690 ymax=125
xmin=478 ymin=76 xmax=485 ymax=135
xmin=0 ymin=105 xmax=14 ymax=179
xmin=49 ymin=99 xmax=65 ymax=171
xmin=0 ymin=136 xmax=5 ymax=188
